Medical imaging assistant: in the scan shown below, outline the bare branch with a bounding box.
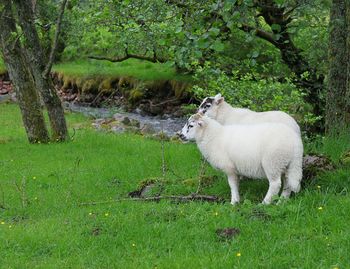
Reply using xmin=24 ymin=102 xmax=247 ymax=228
xmin=88 ymin=50 xmax=166 ymax=64
xmin=79 ymin=193 xmax=222 ymax=206
xmin=43 ymin=0 xmax=68 ymax=78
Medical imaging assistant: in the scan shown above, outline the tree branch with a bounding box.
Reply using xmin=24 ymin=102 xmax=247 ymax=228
xmin=88 ymin=49 xmax=166 ymax=63
xmin=239 ymin=24 xmax=278 ymax=46
xmin=43 ymin=0 xmax=68 ymax=78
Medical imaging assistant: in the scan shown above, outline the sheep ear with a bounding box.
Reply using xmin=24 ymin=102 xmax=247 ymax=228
xmin=214 ymin=94 xmax=224 ymax=104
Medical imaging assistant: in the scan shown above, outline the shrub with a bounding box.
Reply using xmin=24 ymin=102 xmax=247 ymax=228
xmin=190 ymin=64 xmax=320 ymax=131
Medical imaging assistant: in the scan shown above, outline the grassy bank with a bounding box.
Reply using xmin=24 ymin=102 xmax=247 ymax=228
xmin=53 ymin=59 xmax=190 ymax=82
xmin=1 ymin=103 xmax=350 ymax=268
xmin=1 ymin=58 xmax=189 ymax=81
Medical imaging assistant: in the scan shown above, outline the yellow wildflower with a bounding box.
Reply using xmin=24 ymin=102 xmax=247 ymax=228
xmin=318 ymin=206 xmax=323 ymax=210
xmin=105 ymin=213 xmax=109 ymax=217
xmin=132 ymin=243 xmax=136 ymax=247
xmin=214 ymin=212 xmax=219 ymax=216
xmin=236 ymin=252 xmax=241 ymax=257
xmin=33 ymin=176 xmax=36 ymax=180
xmin=1 ymin=221 xmax=5 ymax=225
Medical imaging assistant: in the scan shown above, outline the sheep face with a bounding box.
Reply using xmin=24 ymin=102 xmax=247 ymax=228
xmin=179 ymin=114 xmax=204 ymax=142
xmin=198 ymin=94 xmax=224 ymax=119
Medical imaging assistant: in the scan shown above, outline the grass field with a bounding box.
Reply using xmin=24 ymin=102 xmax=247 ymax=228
xmin=52 ymin=59 xmax=190 ymax=82
xmin=1 ymin=103 xmax=350 ymax=268
xmin=0 ymin=58 xmax=190 ymax=81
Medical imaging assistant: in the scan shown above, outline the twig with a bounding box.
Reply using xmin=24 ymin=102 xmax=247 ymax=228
xmin=147 ymin=97 xmax=179 ymax=107
xmin=43 ymin=0 xmax=68 ymax=78
xmin=88 ymin=47 xmax=166 ymax=63
xmin=0 ymin=183 xmax=5 ymax=209
xmin=79 ymin=193 xmax=222 ymax=206
xmin=70 ymin=127 xmax=76 ymax=141
xmin=160 ymin=123 xmax=167 ymax=180
xmin=14 ymin=176 xmax=27 ymax=209
xmin=196 ymin=157 xmax=207 ymax=194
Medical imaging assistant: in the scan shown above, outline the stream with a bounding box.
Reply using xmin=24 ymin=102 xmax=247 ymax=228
xmin=64 ymin=102 xmax=187 ymax=137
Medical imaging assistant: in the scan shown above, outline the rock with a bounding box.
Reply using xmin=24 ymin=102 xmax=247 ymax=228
xmin=111 ymin=125 xmax=126 ymax=133
xmin=216 ymin=227 xmax=240 ymax=241
xmin=0 ymin=94 xmax=10 ymax=103
xmin=130 ymin=119 xmax=140 ymax=128
xmin=303 ymin=154 xmax=335 ymax=181
xmin=121 ymin=116 xmax=131 ymax=125
xmin=140 ymin=124 xmax=155 ymax=135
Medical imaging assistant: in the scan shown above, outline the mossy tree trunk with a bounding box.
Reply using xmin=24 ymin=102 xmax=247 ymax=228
xmin=326 ymin=0 xmax=350 ymax=134
xmin=14 ymin=0 xmax=68 ymax=141
xmin=0 ymin=1 xmax=49 ymax=143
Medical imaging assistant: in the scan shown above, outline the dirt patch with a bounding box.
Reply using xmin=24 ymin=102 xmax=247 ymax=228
xmin=216 ymin=227 xmax=240 ymax=241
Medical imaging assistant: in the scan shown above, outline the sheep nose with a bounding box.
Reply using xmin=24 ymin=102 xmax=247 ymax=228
xmin=177 ymin=132 xmax=186 ymax=141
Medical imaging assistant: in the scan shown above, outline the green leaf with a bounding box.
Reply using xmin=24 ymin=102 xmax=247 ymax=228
xmin=209 ymin=27 xmax=220 ymax=37
xmin=197 ymin=38 xmax=210 ymax=49
xmin=211 ymin=40 xmax=225 ymax=52
xmin=271 ymin=24 xmax=281 ymax=32
xmin=252 ymin=51 xmax=259 ymax=58
xmin=158 ymin=39 xmax=166 ymax=46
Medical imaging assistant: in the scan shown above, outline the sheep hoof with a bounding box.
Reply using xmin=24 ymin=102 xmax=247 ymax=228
xmin=230 ymin=201 xmax=239 ymax=206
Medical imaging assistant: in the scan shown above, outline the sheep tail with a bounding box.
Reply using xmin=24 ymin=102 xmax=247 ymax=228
xmin=285 ymin=157 xmax=303 ymax=193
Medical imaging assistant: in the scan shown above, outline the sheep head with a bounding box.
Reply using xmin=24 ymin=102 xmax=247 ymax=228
xmin=197 ymin=93 xmax=224 ymax=119
xmin=178 ymin=113 xmax=205 ymax=142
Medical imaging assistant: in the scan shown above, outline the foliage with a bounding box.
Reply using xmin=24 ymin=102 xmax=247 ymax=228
xmin=60 ymin=0 xmax=330 ymax=76
xmin=1 ymin=104 xmax=350 ymax=268
xmin=190 ymin=64 xmax=321 ymax=131
xmin=0 ymin=57 xmax=5 ymax=74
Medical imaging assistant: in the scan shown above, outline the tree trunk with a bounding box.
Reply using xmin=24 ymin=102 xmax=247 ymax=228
xmin=326 ymin=0 xmax=350 ymax=134
xmin=253 ymin=1 xmax=325 ymax=131
xmin=0 ymin=2 xmax=49 ymax=143
xmin=14 ymin=0 xmax=69 ymax=141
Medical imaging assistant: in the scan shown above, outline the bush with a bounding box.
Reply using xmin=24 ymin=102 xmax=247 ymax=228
xmin=190 ymin=64 xmax=320 ymax=131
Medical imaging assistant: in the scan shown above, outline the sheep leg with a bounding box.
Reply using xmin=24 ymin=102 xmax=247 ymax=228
xmin=262 ymin=176 xmax=282 ymax=205
xmin=280 ymin=177 xmax=292 ymax=199
xmin=227 ymin=174 xmax=240 ymax=205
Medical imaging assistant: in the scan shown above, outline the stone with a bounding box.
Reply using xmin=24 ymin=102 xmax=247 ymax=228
xmin=140 ymin=124 xmax=156 ymax=135
xmin=121 ymin=117 xmax=131 ymax=125
xmin=111 ymin=126 xmax=126 ymax=133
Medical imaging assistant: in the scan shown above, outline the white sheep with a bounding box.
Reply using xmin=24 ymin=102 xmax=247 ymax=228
xmin=198 ymin=94 xmax=301 ymax=134
xmin=179 ymin=113 xmax=303 ymax=205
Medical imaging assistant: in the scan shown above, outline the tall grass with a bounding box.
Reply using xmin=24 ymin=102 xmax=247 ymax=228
xmin=1 ymin=103 xmax=350 ymax=268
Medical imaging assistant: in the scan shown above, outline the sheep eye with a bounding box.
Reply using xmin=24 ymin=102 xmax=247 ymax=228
xmin=188 ymin=124 xmax=193 ymax=129
xmin=205 ymin=104 xmax=211 ymax=108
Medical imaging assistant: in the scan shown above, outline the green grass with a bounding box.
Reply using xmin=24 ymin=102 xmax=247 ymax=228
xmin=1 ymin=103 xmax=350 ymax=268
xmin=52 ymin=59 xmax=190 ymax=82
